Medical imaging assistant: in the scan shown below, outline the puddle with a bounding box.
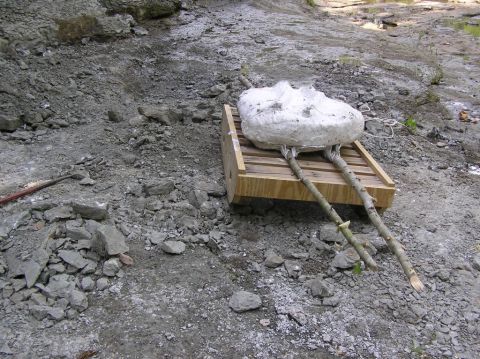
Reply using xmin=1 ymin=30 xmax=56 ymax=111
xmin=446 ymin=18 xmax=480 ymax=37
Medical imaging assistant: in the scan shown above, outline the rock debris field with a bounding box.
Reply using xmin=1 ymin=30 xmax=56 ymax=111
xmin=0 ymin=0 xmax=479 ymax=358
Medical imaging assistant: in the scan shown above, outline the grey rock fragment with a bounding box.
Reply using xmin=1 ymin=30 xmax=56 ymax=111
xmin=229 ymin=291 xmax=262 ymax=313
xmin=96 ymin=277 xmax=109 ymax=291
xmin=0 ymin=114 xmax=23 ymax=131
xmin=30 ymin=292 xmax=47 ymax=305
xmin=49 ymin=263 xmax=66 ymax=273
xmin=321 ymin=223 xmax=344 ymax=243
xmin=43 ymin=274 xmax=75 ymax=299
xmin=58 ymin=250 xmax=89 ymax=269
xmin=323 ymin=295 xmax=341 ymax=307
xmin=188 ymin=189 xmax=209 ymax=209
xmin=66 ymin=224 xmax=92 ymax=241
xmin=47 ymin=307 xmax=65 ymax=321
xmin=0 ymin=342 xmax=13 ymax=355
xmin=24 ymin=248 xmax=50 ymax=288
xmin=160 ymin=240 xmax=185 ymax=254
xmin=103 ymin=258 xmax=122 ymax=277
xmin=44 ymin=206 xmax=73 ymax=222
xmin=68 ymin=290 xmax=88 ymax=312
xmin=143 ymin=179 xmax=175 ymax=196
xmin=472 ymin=254 xmax=480 ymax=271
xmin=195 ymin=180 xmax=225 ymax=197
xmin=305 ymin=278 xmax=334 ymax=298
xmin=71 ymin=200 xmax=109 ymax=220
xmin=284 ymin=260 xmax=302 ymax=279
xmin=149 ymin=231 xmax=167 ymax=245
xmin=93 ymin=224 xmax=129 ymax=256
xmin=0 ymin=211 xmax=31 ymax=239
xmin=81 ymin=277 xmax=95 ymax=291
xmin=29 ymin=305 xmax=51 ymax=320
xmin=332 ymin=247 xmax=360 ymax=269
xmin=264 ymin=250 xmax=284 ymax=268
xmin=138 ymin=105 xmax=181 ymax=125
xmin=203 ymin=84 xmax=226 ymax=98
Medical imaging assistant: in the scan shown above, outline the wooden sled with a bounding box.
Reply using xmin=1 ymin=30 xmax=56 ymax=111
xmin=221 ymin=104 xmax=395 ymax=208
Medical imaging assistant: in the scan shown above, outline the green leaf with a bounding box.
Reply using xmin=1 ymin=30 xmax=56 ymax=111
xmin=352 ymin=262 xmax=362 ymax=275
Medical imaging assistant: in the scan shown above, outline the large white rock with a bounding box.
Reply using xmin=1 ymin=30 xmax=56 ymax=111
xmin=237 ymin=81 xmax=364 ymax=151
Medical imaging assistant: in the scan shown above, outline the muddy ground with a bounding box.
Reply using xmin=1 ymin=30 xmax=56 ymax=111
xmin=0 ymin=0 xmax=479 ymax=358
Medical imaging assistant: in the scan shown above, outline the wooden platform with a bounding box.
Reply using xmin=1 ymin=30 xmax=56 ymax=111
xmin=221 ymin=104 xmax=395 ymax=208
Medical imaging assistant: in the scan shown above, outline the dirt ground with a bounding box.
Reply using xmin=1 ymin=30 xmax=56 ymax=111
xmin=0 ymin=0 xmax=479 ymax=358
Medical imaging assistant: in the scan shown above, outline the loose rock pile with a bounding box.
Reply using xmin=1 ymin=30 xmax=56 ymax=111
xmin=1 ymin=199 xmax=131 ymax=323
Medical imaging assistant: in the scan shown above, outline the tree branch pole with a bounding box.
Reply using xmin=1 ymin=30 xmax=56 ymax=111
xmin=323 ymin=145 xmax=424 ymax=292
xmin=282 ymin=147 xmax=378 ymax=271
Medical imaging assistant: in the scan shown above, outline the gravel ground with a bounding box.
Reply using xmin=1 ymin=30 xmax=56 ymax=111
xmin=0 ymin=0 xmax=479 ymax=358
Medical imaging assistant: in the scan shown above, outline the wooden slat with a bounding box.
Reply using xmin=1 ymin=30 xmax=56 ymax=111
xmin=353 ymin=141 xmax=395 ymax=187
xmin=244 ymin=164 xmax=385 ymax=186
xmin=243 ymin=155 xmax=376 ymax=175
xmin=235 ymin=175 xmax=394 ymax=208
xmin=223 ymin=105 xmax=245 ymax=173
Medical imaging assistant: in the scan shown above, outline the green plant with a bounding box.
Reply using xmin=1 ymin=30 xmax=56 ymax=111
xmin=352 ymin=262 xmax=362 ymax=275
xmin=338 ymin=55 xmax=362 ymax=67
xmin=403 ymin=116 xmax=417 ymax=133
xmin=306 ymin=0 xmax=316 ymax=7
xmin=430 ymin=65 xmax=443 ymax=85
xmin=240 ymin=63 xmax=249 ymax=77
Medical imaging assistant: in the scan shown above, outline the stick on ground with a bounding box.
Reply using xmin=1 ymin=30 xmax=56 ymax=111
xmin=282 ymin=146 xmax=379 ymax=271
xmin=323 ymin=145 xmax=424 ymax=292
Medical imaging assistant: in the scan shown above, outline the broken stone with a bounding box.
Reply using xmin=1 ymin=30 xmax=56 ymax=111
xmin=0 ymin=211 xmax=31 ymax=239
xmin=0 ymin=114 xmax=23 ymax=131
xmin=47 ymin=307 xmax=65 ymax=321
xmin=103 ymin=258 xmax=122 ymax=277
xmin=160 ymin=240 xmax=186 ymax=255
xmin=81 ymin=259 xmax=98 ymax=275
xmin=48 ymin=263 xmax=66 ymax=274
xmin=472 ymin=254 xmax=480 ymax=271
xmin=284 ymin=260 xmax=302 ymax=279
xmin=264 ymin=250 xmax=284 ymax=268
xmin=58 ymin=250 xmax=89 ymax=269
xmin=323 ymin=295 xmax=341 ymax=307
xmin=66 ymin=224 xmax=92 ymax=241
xmin=71 ymin=200 xmax=109 ymax=220
xmin=43 ymin=274 xmax=75 ymax=299
xmin=138 ymin=105 xmax=182 ymax=124
xmin=81 ymin=277 xmax=95 ymax=291
xmin=149 ymin=231 xmax=167 ymax=245
xmin=332 ymin=247 xmax=360 ymax=269
xmin=24 ymin=247 xmax=50 ymax=288
xmin=305 ymin=278 xmax=334 ymax=298
xmin=188 ymin=189 xmax=209 ymax=209
xmin=30 ymin=292 xmax=47 ymax=305
xmin=68 ymin=289 xmax=88 ymax=312
xmin=74 ymin=239 xmax=92 ymax=250
xmin=194 ymin=179 xmax=225 ymax=197
xmin=43 ymin=206 xmax=73 ymax=222
xmin=143 ymin=179 xmax=175 ymax=196
xmin=96 ymin=277 xmax=109 ymax=291
xmin=202 ymin=84 xmax=226 ymax=98
xmin=93 ymin=224 xmax=129 ymax=256
xmin=29 ymin=304 xmax=51 ymax=320
xmin=321 ymin=223 xmax=344 ymax=243
xmin=229 ymin=291 xmax=262 ymax=313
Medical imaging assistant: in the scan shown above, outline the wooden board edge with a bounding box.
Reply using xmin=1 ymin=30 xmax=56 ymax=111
xmin=352 ymin=140 xmax=395 ymax=188
xmin=236 ymin=174 xmax=395 ymax=208
xmin=223 ymin=105 xmax=246 ymax=173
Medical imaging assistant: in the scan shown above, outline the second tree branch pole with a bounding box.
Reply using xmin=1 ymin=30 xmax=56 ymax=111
xmin=282 ymin=147 xmax=378 ymax=271
xmin=323 ymin=145 xmax=424 ymax=292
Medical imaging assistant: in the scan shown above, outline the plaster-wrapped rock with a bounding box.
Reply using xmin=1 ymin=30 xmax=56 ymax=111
xmin=237 ymin=81 xmax=364 ymax=151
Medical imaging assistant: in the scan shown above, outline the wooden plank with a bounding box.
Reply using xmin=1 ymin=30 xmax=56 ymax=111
xmin=243 ymin=155 xmax=376 ymax=175
xmin=235 ymin=175 xmax=395 ymax=208
xmin=223 ymin=105 xmax=245 ymax=173
xmin=244 ymin=164 xmax=385 ymax=186
xmin=353 ymin=141 xmax=395 ymax=187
